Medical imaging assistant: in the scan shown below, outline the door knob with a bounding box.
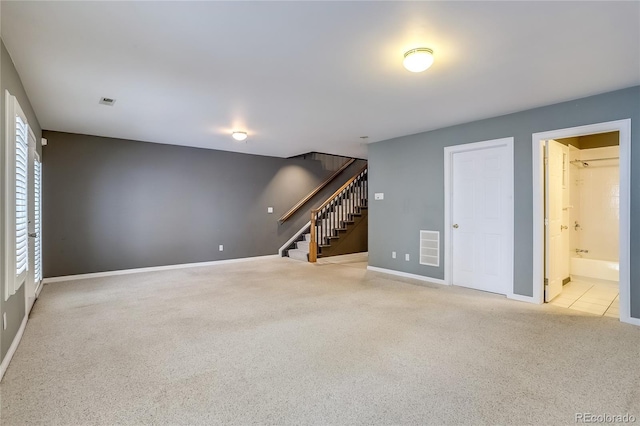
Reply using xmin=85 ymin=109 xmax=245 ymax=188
xmin=28 ymin=232 xmax=38 ymax=238
xmin=453 ymin=224 xmax=459 ymax=229
xmin=561 ymin=225 xmax=568 ymax=231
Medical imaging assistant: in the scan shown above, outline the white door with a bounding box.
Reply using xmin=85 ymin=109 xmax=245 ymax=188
xmin=25 ymin=130 xmax=39 ymax=313
xmin=451 ymin=145 xmax=510 ymax=294
xmin=544 ymin=139 xmax=569 ymax=302
xmin=560 ymin=145 xmax=571 ymax=282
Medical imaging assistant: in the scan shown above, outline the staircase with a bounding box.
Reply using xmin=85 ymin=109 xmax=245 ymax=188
xmin=287 ymin=233 xmax=312 ymax=262
xmin=285 ymin=165 xmax=368 ymax=262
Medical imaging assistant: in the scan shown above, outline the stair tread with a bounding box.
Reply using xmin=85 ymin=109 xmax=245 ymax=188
xmin=288 ymin=248 xmax=308 ymax=254
xmin=296 ymin=241 xmax=310 ymax=251
xmin=288 ymin=249 xmax=309 ymax=262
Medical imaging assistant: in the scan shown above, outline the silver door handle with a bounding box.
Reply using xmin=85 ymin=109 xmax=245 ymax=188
xmin=28 ymin=232 xmax=38 ymax=238
xmin=453 ymin=224 xmax=459 ymax=229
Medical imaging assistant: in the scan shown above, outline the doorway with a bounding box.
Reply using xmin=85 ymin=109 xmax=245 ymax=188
xmin=444 ymin=137 xmax=514 ymax=295
xmin=532 ymin=119 xmax=634 ymax=325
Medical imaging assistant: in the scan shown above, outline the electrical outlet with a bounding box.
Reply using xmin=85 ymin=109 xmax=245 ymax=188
xmin=219 ymin=245 xmax=224 ymax=251
xmin=267 ymin=207 xmax=274 ymax=214
xmin=392 ymin=251 xmax=396 ymax=259
xmin=374 ymin=193 xmax=384 ymax=200
xmin=3 ymin=313 xmax=6 ymax=330
xmin=405 ymin=253 xmax=410 ymax=261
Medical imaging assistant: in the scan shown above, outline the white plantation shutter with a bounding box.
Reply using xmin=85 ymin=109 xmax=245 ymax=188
xmin=15 ymin=115 xmax=29 ymax=281
xmin=4 ymin=91 xmax=30 ymax=300
xmin=34 ymin=158 xmax=42 ymax=283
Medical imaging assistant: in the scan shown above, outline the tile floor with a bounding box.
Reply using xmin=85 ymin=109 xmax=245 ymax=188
xmin=317 ymin=256 xmax=621 ymax=318
xmin=549 ymin=280 xmax=619 ymax=317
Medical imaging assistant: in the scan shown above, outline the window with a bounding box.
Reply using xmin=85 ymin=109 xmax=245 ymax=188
xmin=4 ymin=91 xmax=29 ymax=300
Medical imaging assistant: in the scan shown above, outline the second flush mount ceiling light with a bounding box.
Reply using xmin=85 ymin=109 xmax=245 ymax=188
xmin=232 ymin=131 xmax=248 ymax=142
xmin=403 ymin=48 xmax=434 ymax=73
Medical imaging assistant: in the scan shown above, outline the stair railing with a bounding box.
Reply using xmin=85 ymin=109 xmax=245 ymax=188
xmin=278 ymin=158 xmax=355 ymax=224
xmin=309 ymin=165 xmax=368 ymax=262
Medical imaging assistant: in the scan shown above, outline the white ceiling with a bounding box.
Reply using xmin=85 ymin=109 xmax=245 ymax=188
xmin=2 ymin=1 xmax=639 ymax=159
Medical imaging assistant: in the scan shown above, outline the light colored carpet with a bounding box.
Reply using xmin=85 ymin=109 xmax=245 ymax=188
xmin=1 ymin=254 xmax=639 ymax=425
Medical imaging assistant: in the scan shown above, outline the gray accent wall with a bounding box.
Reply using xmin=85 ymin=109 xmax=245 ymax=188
xmin=368 ymin=86 xmax=640 ymax=319
xmin=1 ymin=40 xmax=42 ymax=362
xmin=42 ymin=131 xmax=365 ymax=278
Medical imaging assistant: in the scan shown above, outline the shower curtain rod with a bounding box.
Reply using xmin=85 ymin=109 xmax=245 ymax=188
xmin=570 ymin=156 xmax=619 ymax=164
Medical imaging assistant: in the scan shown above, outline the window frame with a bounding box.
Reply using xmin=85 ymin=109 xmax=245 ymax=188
xmin=4 ymin=90 xmax=30 ymax=301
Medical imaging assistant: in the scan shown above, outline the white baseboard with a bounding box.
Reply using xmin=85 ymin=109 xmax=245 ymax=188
xmin=367 ymin=266 xmax=447 ymax=286
xmin=42 ymin=254 xmax=279 ymax=284
xmin=35 ymin=281 xmax=44 ymax=298
xmin=620 ymin=315 xmax=640 ymax=327
xmin=0 ymin=314 xmax=27 ymax=382
xmin=507 ymin=293 xmax=539 ymax=304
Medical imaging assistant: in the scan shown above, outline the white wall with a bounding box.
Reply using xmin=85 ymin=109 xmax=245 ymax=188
xmin=570 ymin=145 xmax=620 ymax=262
xmin=569 ymin=145 xmax=581 ymax=260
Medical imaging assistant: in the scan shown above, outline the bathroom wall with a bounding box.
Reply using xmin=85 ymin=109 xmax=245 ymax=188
xmin=571 ymin=145 xmax=620 ymax=262
xmin=569 ymin=145 xmax=581 ymax=259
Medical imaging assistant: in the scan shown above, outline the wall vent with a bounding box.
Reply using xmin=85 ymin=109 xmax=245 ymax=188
xmin=99 ymin=97 xmax=116 ymax=106
xmin=419 ymin=230 xmax=440 ymax=267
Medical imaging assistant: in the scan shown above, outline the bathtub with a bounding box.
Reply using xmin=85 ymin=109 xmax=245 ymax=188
xmin=571 ymin=256 xmax=619 ymax=283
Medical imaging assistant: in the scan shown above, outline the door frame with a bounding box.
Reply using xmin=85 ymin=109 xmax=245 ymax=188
xmin=531 ymin=119 xmax=635 ymax=325
xmin=444 ymin=137 xmax=515 ymax=296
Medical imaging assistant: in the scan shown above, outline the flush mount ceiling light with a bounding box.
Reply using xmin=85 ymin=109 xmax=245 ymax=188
xmin=231 ymin=131 xmax=248 ymax=142
xmin=403 ymin=48 xmax=434 ymax=73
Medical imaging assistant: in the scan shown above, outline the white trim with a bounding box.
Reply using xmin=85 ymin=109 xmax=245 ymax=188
xmin=42 ymin=255 xmax=279 ymax=284
xmin=278 ymin=221 xmax=311 ymax=257
xmin=367 ymin=265 xmax=447 ymax=285
xmin=35 ymin=280 xmax=44 ymax=298
xmin=443 ymin=137 xmax=515 ymax=298
xmin=0 ymin=314 xmax=27 ymax=382
xmin=4 ymin=90 xmax=16 ymax=301
xmin=4 ymin=90 xmax=30 ymax=301
xmin=531 ymin=119 xmax=635 ymax=325
xmin=507 ymin=293 xmax=537 ymax=303
xmin=621 ymin=316 xmax=640 ymax=327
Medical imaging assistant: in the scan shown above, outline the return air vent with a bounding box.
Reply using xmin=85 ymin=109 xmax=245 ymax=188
xmin=99 ymin=97 xmax=116 ymax=106
xmin=419 ymin=230 xmax=440 ymax=267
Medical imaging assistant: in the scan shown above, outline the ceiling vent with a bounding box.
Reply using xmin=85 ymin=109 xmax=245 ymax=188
xmin=99 ymin=97 xmax=116 ymax=106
